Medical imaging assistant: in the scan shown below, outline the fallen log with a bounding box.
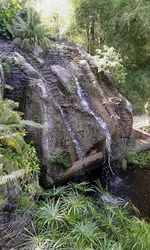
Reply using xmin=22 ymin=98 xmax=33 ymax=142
xmin=55 ymin=152 xmax=103 ymax=185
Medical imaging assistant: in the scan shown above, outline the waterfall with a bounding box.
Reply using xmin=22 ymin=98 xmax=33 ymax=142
xmin=75 ymin=78 xmax=112 ymax=169
xmin=57 ymin=105 xmax=84 ymax=159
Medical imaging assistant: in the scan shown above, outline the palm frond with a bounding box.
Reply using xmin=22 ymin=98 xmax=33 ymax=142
xmin=11 ymin=7 xmax=51 ymax=50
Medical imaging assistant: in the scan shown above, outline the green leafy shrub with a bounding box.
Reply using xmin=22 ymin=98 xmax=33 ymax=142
xmin=120 ymin=149 xmax=150 ymax=170
xmin=134 ymin=151 xmax=150 ymax=168
xmin=0 ymin=0 xmax=22 ymax=39
xmin=93 ymin=45 xmax=126 ymax=85
xmin=10 ymin=7 xmax=51 ymax=50
xmin=9 ymin=143 xmax=40 ymax=179
xmin=18 ymin=192 xmax=33 ymax=210
xmin=113 ymin=0 xmax=150 ymax=66
xmin=49 ymin=149 xmax=70 ymax=169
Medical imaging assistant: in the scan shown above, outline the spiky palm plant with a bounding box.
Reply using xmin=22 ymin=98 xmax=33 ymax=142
xmin=62 ymin=191 xmax=91 ymax=217
xmin=37 ymin=199 xmax=65 ymax=230
xmin=25 ymin=226 xmax=70 ymax=250
xmin=71 ymin=221 xmax=100 ymax=248
xmin=11 ymin=7 xmax=51 ymax=50
xmin=25 ymin=229 xmax=50 ymax=250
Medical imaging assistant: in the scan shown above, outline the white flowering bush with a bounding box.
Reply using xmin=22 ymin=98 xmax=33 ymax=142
xmin=93 ymin=45 xmax=126 ymax=85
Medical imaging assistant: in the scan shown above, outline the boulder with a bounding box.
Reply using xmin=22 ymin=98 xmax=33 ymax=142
xmin=1 ymin=41 xmax=133 ymax=187
xmin=51 ymin=65 xmax=76 ymax=95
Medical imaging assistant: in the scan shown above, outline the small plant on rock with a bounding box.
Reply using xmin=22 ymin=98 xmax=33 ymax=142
xmin=49 ymin=149 xmax=70 ymax=169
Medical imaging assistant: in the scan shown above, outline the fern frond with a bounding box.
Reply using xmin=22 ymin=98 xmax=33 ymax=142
xmin=0 ymin=169 xmax=25 ymax=186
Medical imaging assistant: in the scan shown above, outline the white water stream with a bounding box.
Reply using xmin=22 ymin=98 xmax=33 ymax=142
xmin=54 ymin=77 xmax=112 ymax=166
xmin=75 ymin=78 xmax=112 ymax=168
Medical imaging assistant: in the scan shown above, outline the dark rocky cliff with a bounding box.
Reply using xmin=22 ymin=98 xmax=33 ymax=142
xmin=0 ymin=40 xmax=133 ymax=187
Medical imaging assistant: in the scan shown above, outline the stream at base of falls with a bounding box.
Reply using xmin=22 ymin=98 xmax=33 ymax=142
xmin=108 ymin=168 xmax=150 ymax=218
xmin=87 ymin=166 xmax=150 ymax=219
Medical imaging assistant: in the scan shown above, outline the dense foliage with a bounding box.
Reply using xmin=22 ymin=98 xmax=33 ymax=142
xmin=0 ymin=0 xmax=50 ymax=50
xmin=0 ymin=0 xmax=22 ymax=39
xmin=70 ymin=0 xmax=150 ymax=64
xmin=123 ymin=65 xmax=150 ymax=114
xmin=134 ymin=151 xmax=150 ymax=168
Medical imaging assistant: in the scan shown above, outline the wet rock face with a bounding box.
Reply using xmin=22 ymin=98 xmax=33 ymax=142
xmin=0 ymin=41 xmax=133 ymax=186
xmin=0 ymin=63 xmax=5 ymax=97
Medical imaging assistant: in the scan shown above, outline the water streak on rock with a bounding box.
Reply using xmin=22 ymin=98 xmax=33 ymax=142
xmin=75 ymin=78 xmax=112 ymax=166
xmin=58 ymin=105 xmax=84 ymax=158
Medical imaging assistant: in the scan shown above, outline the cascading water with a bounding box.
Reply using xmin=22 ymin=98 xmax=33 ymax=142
xmin=75 ymin=78 xmax=112 ymax=170
xmin=57 ymin=105 xmax=84 ymax=159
